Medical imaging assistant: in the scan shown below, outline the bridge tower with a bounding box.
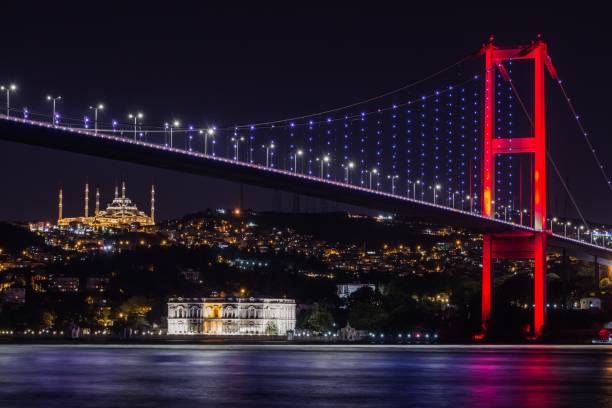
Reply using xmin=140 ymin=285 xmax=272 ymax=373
xmin=481 ymin=39 xmax=557 ymax=337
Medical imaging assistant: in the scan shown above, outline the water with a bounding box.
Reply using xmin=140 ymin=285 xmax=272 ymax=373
xmin=0 ymin=344 xmax=610 ymax=407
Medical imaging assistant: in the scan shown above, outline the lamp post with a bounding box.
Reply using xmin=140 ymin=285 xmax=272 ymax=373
xmin=564 ymin=221 xmax=571 ymax=237
xmin=1 ymin=84 xmax=17 ymax=116
xmin=317 ymin=155 xmax=330 ymax=178
xmin=433 ymin=184 xmax=441 ymax=204
xmin=128 ymin=112 xmax=144 ymax=140
xmin=578 ymin=225 xmax=584 ymax=241
xmin=294 ymin=149 xmax=303 ymax=173
xmin=46 ymin=95 xmax=61 ymax=124
xmin=89 ymin=103 xmax=104 ymax=134
xmin=344 ymin=161 xmax=354 ymax=183
xmin=232 ymin=135 xmax=245 ymax=161
xmin=549 ymin=217 xmax=557 ymax=232
xmin=387 ymin=174 xmax=399 ymax=195
xmin=202 ymin=127 xmax=215 ymax=155
xmin=368 ymin=168 xmax=378 ymax=190
xmin=452 ymin=191 xmax=459 ymax=209
xmin=413 ymin=180 xmax=420 ymax=200
xmin=168 ymin=119 xmax=179 ymax=148
xmin=263 ymin=143 xmax=275 ymax=167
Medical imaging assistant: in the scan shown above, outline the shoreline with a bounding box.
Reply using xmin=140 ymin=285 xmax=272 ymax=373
xmin=0 ymin=342 xmax=610 ymax=352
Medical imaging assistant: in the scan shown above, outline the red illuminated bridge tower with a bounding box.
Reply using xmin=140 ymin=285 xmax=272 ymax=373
xmin=481 ymin=39 xmax=558 ymax=337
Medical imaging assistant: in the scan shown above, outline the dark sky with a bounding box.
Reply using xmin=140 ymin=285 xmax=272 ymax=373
xmin=1 ymin=4 xmax=611 ymax=223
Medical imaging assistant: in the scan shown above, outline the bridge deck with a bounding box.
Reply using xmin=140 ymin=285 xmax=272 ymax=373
xmin=0 ymin=115 xmax=610 ymax=264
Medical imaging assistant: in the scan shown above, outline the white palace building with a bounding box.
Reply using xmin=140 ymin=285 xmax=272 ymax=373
xmin=167 ymin=297 xmax=296 ymax=336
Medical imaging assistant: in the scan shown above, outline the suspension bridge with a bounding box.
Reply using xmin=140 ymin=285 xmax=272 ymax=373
xmin=1 ymin=38 xmax=611 ymax=337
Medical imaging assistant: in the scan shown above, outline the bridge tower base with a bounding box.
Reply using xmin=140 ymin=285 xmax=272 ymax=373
xmin=482 ymin=232 xmax=547 ymax=337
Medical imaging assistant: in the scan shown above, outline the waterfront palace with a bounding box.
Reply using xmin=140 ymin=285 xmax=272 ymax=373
xmin=167 ymin=297 xmax=296 ymax=335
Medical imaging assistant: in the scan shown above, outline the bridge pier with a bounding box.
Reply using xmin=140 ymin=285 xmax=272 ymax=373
xmin=482 ymin=232 xmax=547 ymax=337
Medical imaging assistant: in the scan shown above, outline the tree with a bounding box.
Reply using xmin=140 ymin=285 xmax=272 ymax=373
xmin=301 ymin=303 xmax=334 ymax=333
xmin=348 ymin=287 xmax=387 ymax=331
xmin=41 ymin=310 xmax=57 ymax=329
xmin=265 ymin=321 xmax=278 ymax=335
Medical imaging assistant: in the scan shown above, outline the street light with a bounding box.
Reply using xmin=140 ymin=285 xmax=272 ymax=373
xmin=368 ymin=168 xmax=378 ymax=190
xmin=317 ymin=155 xmax=330 ymax=178
xmin=89 ymin=103 xmax=104 ymax=134
xmin=1 ymin=83 xmax=17 ymax=116
xmin=387 ymin=174 xmax=399 ymax=195
xmin=46 ymin=95 xmax=62 ymax=124
xmin=128 ymin=112 xmax=144 ymax=140
xmin=262 ymin=143 xmax=275 ymax=167
xmin=564 ymin=221 xmax=571 ymax=237
xmin=344 ymin=161 xmax=354 ymax=183
xmin=413 ymin=180 xmax=420 ymax=200
xmin=433 ymin=184 xmax=441 ymax=204
xmin=549 ymin=217 xmax=557 ymax=232
xmin=578 ymin=225 xmax=585 ymax=241
xmin=167 ymin=119 xmax=179 ymax=147
xmin=232 ymin=135 xmax=245 ymax=161
xmin=294 ymin=149 xmax=304 ymax=173
xmin=201 ymin=127 xmax=215 ymax=155
xmin=452 ymin=190 xmax=459 ymax=209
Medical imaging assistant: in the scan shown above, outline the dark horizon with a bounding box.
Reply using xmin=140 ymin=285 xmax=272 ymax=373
xmin=1 ymin=4 xmax=611 ymax=223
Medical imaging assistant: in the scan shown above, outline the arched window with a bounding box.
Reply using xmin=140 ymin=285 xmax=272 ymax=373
xmin=224 ymin=306 xmax=235 ymax=318
xmin=247 ymin=306 xmax=256 ymax=319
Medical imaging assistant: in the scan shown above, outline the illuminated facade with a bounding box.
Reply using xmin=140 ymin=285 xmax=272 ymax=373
xmin=58 ymin=182 xmax=155 ymax=228
xmin=167 ymin=297 xmax=296 ymax=335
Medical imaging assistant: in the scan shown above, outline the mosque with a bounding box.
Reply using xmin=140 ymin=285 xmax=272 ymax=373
xmin=57 ymin=181 xmax=155 ymax=228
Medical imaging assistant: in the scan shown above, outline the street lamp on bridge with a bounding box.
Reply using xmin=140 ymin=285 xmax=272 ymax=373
xmin=387 ymin=174 xmax=399 ymax=195
xmin=316 ymin=155 xmax=330 ymax=179
xmin=548 ymin=217 xmax=557 ymax=232
xmin=367 ymin=168 xmax=378 ymax=190
xmin=433 ymin=184 xmax=441 ymax=205
xmin=128 ymin=112 xmax=144 ymax=141
xmin=167 ymin=119 xmax=179 ymax=148
xmin=89 ymin=103 xmax=104 ymax=134
xmin=294 ymin=149 xmax=304 ymax=173
xmin=46 ymin=95 xmax=61 ymax=124
xmin=200 ymin=127 xmax=215 ymax=155
xmin=262 ymin=143 xmax=275 ymax=167
xmin=232 ymin=135 xmax=245 ymax=161
xmin=1 ymin=83 xmax=17 ymax=117
xmin=343 ymin=161 xmax=355 ymax=183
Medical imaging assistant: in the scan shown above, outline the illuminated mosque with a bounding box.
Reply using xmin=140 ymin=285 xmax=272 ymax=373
xmin=57 ymin=182 xmax=155 ymax=228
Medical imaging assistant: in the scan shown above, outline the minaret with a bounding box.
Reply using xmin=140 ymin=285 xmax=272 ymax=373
xmin=121 ymin=181 xmax=126 ymax=221
xmin=150 ymin=185 xmax=155 ymax=224
xmin=95 ymin=188 xmax=100 ymax=216
xmin=84 ymin=183 xmax=89 ymax=218
xmin=114 ymin=184 xmax=119 ymax=199
xmin=58 ymin=188 xmax=63 ymax=222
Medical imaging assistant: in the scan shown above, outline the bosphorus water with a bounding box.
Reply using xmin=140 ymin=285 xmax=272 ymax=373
xmin=0 ymin=344 xmax=611 ymax=407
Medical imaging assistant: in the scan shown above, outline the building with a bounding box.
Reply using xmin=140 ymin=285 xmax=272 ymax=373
xmin=167 ymin=297 xmax=296 ymax=335
xmin=58 ymin=182 xmax=155 ymax=228
xmin=580 ymin=297 xmax=602 ymax=310
xmin=86 ymin=276 xmax=109 ymax=292
xmin=179 ymin=268 xmax=201 ymax=283
xmin=336 ymin=283 xmax=377 ymax=299
xmin=50 ymin=276 xmax=79 ymax=292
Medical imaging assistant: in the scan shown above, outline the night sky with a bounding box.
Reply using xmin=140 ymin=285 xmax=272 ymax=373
xmin=1 ymin=4 xmax=610 ymax=223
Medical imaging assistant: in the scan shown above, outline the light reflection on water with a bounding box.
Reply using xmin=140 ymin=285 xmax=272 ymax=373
xmin=0 ymin=345 xmax=610 ymax=407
